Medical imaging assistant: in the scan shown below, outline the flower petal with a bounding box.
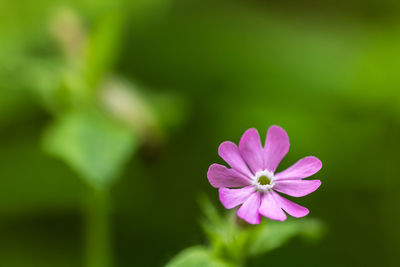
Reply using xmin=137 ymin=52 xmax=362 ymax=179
xmin=263 ymin=125 xmax=290 ymax=173
xmin=237 ymin=192 xmax=262 ymax=224
xmin=218 ymin=141 xmax=253 ymax=178
xmin=219 ymin=186 xmax=255 ymax=209
xmin=239 ymin=129 xmax=264 ymax=174
xmin=274 ymin=156 xmax=322 ymax=180
xmin=273 ymin=180 xmax=321 ymax=197
xmin=207 ymin=164 xmax=251 ymax=188
xmin=272 ymin=191 xmax=309 ymax=218
xmin=258 ymin=191 xmax=287 ymax=221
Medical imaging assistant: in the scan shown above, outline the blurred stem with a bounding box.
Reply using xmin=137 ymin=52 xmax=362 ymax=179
xmin=85 ymin=187 xmax=112 ymax=267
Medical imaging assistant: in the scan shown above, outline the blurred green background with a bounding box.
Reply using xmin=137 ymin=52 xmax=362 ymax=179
xmin=1 ymin=0 xmax=400 ymax=266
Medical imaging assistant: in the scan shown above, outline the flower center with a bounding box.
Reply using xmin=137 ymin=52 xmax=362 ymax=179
xmin=252 ymin=170 xmax=275 ymax=191
xmin=257 ymin=175 xmax=271 ymax=185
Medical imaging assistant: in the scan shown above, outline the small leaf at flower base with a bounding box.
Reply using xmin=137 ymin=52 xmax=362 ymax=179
xmin=247 ymin=218 xmax=325 ymax=256
xmin=166 ymin=246 xmax=234 ymax=267
xmin=300 ymin=218 xmax=327 ymax=241
xmin=198 ymin=195 xmax=223 ymax=229
xmin=43 ymin=109 xmax=138 ymax=189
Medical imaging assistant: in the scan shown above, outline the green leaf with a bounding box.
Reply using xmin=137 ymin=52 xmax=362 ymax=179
xmin=198 ymin=195 xmax=223 ymax=229
xmin=43 ymin=109 xmax=138 ymax=189
xmin=166 ymin=246 xmax=233 ymax=267
xmin=198 ymin=197 xmax=249 ymax=264
xmin=85 ymin=11 xmax=124 ymax=89
xmin=247 ymin=218 xmax=325 ymax=256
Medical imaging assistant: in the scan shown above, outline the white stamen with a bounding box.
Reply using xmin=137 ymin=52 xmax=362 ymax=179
xmin=251 ymin=169 xmax=275 ymax=192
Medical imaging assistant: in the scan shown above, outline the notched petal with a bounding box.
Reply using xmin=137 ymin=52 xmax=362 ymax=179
xmin=219 ymin=186 xmax=255 ymax=209
xmin=273 ymin=180 xmax=321 ymax=197
xmin=207 ymin=164 xmax=251 ymax=188
xmin=218 ymin=141 xmax=253 ymax=178
xmin=263 ymin=125 xmax=290 ymax=173
xmin=238 ymin=128 xmax=264 ymax=174
xmin=258 ymin=192 xmax=287 ymax=221
xmin=275 ymin=156 xmax=322 ymax=180
xmin=237 ymin=192 xmax=262 ymax=224
xmin=272 ymin=191 xmax=309 ymax=218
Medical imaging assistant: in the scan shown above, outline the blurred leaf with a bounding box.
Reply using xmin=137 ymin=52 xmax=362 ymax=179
xmin=300 ymin=218 xmax=327 ymax=240
xmin=99 ymin=77 xmax=158 ymax=134
xmin=199 ymin=197 xmax=245 ymax=257
xmin=247 ymin=219 xmax=325 ymax=256
xmin=43 ymin=109 xmax=138 ymax=189
xmin=197 ymin=197 xmax=247 ymax=265
xmin=166 ymin=246 xmax=233 ymax=267
xmin=198 ymin=196 xmax=325 ymax=264
xmin=198 ymin=195 xmax=223 ymax=228
xmin=99 ymin=77 xmax=188 ymax=141
xmin=85 ymin=10 xmax=124 ymax=89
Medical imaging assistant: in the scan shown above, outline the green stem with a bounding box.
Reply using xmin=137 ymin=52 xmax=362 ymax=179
xmin=85 ymin=187 xmax=112 ymax=267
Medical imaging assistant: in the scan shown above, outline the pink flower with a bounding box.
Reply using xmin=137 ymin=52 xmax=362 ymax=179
xmin=207 ymin=126 xmax=322 ymax=224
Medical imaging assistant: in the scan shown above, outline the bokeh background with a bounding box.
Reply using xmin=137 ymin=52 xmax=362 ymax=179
xmin=1 ymin=0 xmax=400 ymax=266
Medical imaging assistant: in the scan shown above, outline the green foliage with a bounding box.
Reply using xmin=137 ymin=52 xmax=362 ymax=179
xmin=85 ymin=10 xmax=124 ymax=89
xmin=166 ymin=246 xmax=234 ymax=267
xmin=43 ymin=109 xmax=138 ymax=189
xmin=166 ymin=196 xmax=325 ymax=266
xmin=248 ymin=219 xmax=325 ymax=256
xmin=198 ymin=196 xmax=249 ymax=264
xmin=34 ymin=6 xmax=185 ymax=191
